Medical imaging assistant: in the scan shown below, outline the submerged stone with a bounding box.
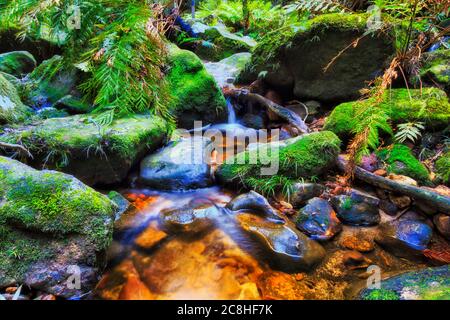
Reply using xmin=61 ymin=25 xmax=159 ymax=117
xmin=331 ymin=189 xmax=380 ymax=226
xmin=296 ymin=198 xmax=342 ymax=241
xmin=236 ymin=213 xmax=326 ymax=272
xmin=160 ymin=205 xmax=220 ymax=235
xmin=0 ymin=156 xmax=116 ymax=298
xmin=359 ymin=265 xmax=450 ymax=300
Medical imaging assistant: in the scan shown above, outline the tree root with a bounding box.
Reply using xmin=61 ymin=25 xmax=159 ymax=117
xmin=337 ymin=155 xmax=450 ymax=213
xmin=0 ymin=142 xmax=33 ymax=158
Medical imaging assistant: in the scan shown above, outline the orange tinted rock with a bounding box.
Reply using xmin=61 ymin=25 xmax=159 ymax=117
xmin=257 ymin=271 xmax=304 ymax=300
xmin=341 ymin=235 xmax=374 ymax=252
xmin=119 ymin=276 xmax=155 ymax=300
xmin=134 ymin=222 xmax=168 ymax=250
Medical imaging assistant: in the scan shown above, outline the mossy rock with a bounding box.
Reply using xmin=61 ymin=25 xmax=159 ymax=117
xmin=377 ymin=144 xmax=430 ymax=185
xmin=414 ymin=49 xmax=450 ymax=95
xmin=25 ymin=55 xmax=84 ymax=110
xmin=0 ymin=156 xmax=116 ymax=297
xmin=0 ymin=114 xmax=170 ymax=185
xmin=53 ymin=95 xmax=93 ymax=115
xmin=324 ymin=88 xmax=450 ymax=139
xmin=216 ymin=131 xmax=341 ymax=189
xmin=192 ymin=23 xmax=256 ymax=61
xmin=167 ymin=45 xmax=227 ymax=129
xmin=0 ymin=73 xmax=31 ymax=124
xmin=435 ymin=151 xmax=450 ymax=186
xmin=0 ymin=51 xmax=37 ymax=77
xmin=359 ymin=265 xmax=450 ymax=300
xmin=238 ymin=13 xmax=396 ymax=102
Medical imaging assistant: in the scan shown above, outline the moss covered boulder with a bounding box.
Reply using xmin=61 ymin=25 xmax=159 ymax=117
xmin=216 ymin=131 xmax=341 ymax=189
xmin=239 ymin=13 xmax=395 ymax=102
xmin=435 ymin=151 xmax=450 ymax=186
xmin=167 ymin=45 xmax=227 ymax=129
xmin=324 ymin=88 xmax=450 ymax=139
xmin=0 ymin=51 xmax=36 ymax=77
xmin=192 ymin=22 xmax=257 ymax=61
xmin=26 ymin=55 xmax=87 ymax=112
xmin=0 ymin=156 xmax=116 ymax=298
xmin=414 ymin=49 xmax=450 ymax=95
xmin=0 ymin=115 xmax=170 ymax=185
xmin=359 ymin=265 xmax=450 ymax=300
xmin=377 ymin=144 xmax=430 ymax=185
xmin=0 ymin=73 xmax=31 ymax=124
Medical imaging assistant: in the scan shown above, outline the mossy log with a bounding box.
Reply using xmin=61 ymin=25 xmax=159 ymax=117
xmin=337 ymin=155 xmax=450 ymax=213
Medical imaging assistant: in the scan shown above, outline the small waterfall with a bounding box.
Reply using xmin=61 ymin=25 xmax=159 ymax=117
xmin=226 ymin=98 xmax=236 ymax=124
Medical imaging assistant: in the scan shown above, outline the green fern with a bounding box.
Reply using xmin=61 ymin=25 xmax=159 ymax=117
xmin=394 ymin=122 xmax=424 ymax=143
xmin=0 ymin=0 xmax=173 ymax=122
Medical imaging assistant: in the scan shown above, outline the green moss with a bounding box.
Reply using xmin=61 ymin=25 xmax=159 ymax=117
xmin=377 ymin=144 xmax=430 ymax=185
xmin=324 ymin=88 xmax=450 ymax=138
xmin=217 ymin=131 xmax=341 ymax=191
xmin=435 ymin=151 xmax=450 ymax=186
xmin=244 ymin=13 xmax=391 ymax=77
xmin=362 ymin=289 xmax=400 ymax=300
xmin=0 ymin=73 xmax=31 ymax=124
xmin=0 ymin=51 xmax=36 ymax=77
xmin=166 ymin=45 xmax=226 ymax=119
xmin=0 ymin=114 xmax=170 ymax=168
xmin=0 ymin=156 xmax=116 ymax=248
xmin=419 ymin=49 xmax=450 ymax=85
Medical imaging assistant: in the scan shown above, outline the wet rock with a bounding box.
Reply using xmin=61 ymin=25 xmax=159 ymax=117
xmin=166 ymin=45 xmax=227 ymax=129
xmin=204 ymin=52 xmax=252 ymax=87
xmin=0 ymin=157 xmax=116 ymax=298
xmin=160 ymin=205 xmax=221 ymax=235
xmin=389 ymin=193 xmax=411 ymax=209
xmin=331 ymin=190 xmax=381 ymax=226
xmin=375 ymin=220 xmax=433 ymax=259
xmin=0 ymin=51 xmax=36 ymax=77
xmin=290 ymin=183 xmax=325 ymax=207
xmin=134 ymin=223 xmax=168 ymax=250
xmin=0 ymin=115 xmax=169 ymax=186
xmin=433 ymin=214 xmax=450 ymax=240
xmin=192 ymin=23 xmax=256 ymax=61
xmin=108 ymin=191 xmax=131 ymax=220
xmin=359 ymin=265 xmax=450 ymax=300
xmin=241 ymin=112 xmax=266 ymax=129
xmin=295 ymin=198 xmax=342 ymax=241
xmin=226 ymin=191 xmax=282 ymax=221
xmin=379 ymin=200 xmax=398 ymax=216
xmin=236 ymin=213 xmax=326 ymax=272
xmin=342 ymin=250 xmax=370 ymax=266
xmin=257 ymin=271 xmax=305 ymax=300
xmin=340 ymin=235 xmax=374 ymax=252
xmin=140 ymin=137 xmax=213 ymax=190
